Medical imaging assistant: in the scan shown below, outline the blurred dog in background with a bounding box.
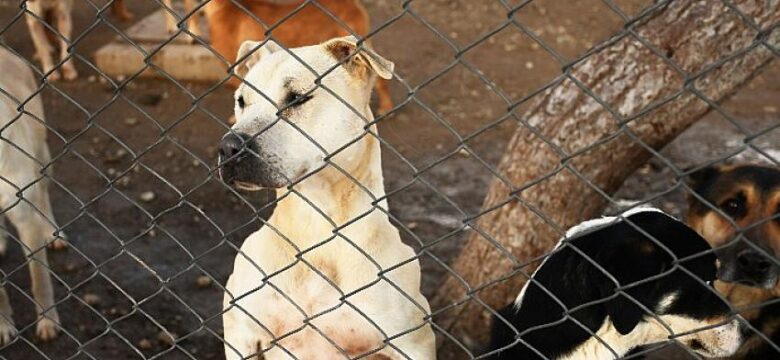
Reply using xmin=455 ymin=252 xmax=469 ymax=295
xmin=687 ymin=164 xmax=780 ymax=358
xmin=203 ymin=0 xmax=394 ymax=115
xmin=0 ymin=46 xmax=67 ymax=345
xmin=25 ymin=0 xmax=78 ymax=80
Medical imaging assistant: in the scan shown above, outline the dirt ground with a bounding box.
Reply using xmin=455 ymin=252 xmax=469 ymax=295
xmin=0 ymin=0 xmax=777 ymax=359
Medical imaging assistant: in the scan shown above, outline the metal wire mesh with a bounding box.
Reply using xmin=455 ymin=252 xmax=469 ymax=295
xmin=0 ymin=0 xmax=778 ymax=359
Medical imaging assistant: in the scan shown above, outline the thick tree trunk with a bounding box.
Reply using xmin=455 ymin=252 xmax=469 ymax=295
xmin=432 ymin=0 xmax=780 ymax=353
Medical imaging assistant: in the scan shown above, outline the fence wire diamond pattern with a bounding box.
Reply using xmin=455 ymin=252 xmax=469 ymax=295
xmin=0 ymin=0 xmax=778 ymax=359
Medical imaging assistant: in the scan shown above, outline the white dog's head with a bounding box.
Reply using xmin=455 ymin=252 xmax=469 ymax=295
xmin=218 ymin=36 xmax=394 ymax=190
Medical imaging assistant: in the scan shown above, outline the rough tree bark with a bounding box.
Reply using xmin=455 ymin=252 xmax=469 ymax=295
xmin=432 ymin=0 xmax=780 ymax=353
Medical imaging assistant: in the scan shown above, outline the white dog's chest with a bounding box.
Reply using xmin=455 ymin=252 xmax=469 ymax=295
xmin=232 ymin=257 xmax=390 ymax=358
xmin=223 ymin=198 xmax=432 ymax=359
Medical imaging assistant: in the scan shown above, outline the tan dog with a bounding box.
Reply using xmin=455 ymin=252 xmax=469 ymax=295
xmin=218 ymin=36 xmax=435 ymax=359
xmin=687 ymin=164 xmax=780 ymax=358
xmin=0 ymin=46 xmax=66 ymax=344
xmin=203 ymin=0 xmax=394 ymax=115
xmin=25 ymin=0 xmax=78 ymax=81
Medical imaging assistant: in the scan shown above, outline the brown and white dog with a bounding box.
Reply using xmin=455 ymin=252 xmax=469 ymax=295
xmin=218 ymin=36 xmax=434 ymax=359
xmin=0 ymin=46 xmax=66 ymax=345
xmin=203 ymin=0 xmax=394 ymax=115
xmin=687 ymin=164 xmax=780 ymax=358
xmin=25 ymin=0 xmax=78 ymax=81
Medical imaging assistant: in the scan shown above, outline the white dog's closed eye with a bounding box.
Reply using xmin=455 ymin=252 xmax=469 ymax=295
xmin=282 ymin=90 xmax=313 ymax=108
xmin=234 ymin=85 xmax=315 ymax=115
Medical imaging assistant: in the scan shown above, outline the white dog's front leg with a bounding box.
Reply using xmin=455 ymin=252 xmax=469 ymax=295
xmin=223 ymin=278 xmax=266 ymax=360
xmin=381 ymin=326 xmax=437 ymax=360
xmin=223 ymin=307 xmax=265 ymax=360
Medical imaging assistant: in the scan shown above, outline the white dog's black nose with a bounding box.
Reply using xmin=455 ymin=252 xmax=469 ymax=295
xmin=219 ymin=133 xmax=246 ymax=160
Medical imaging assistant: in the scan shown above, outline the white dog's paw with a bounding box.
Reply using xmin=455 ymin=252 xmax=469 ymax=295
xmin=35 ymin=317 xmax=59 ymax=342
xmin=0 ymin=318 xmax=17 ymax=346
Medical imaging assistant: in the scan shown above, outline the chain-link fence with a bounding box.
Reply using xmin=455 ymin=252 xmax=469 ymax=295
xmin=0 ymin=0 xmax=778 ymax=359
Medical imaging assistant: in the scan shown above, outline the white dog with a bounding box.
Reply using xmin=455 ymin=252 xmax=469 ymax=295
xmin=25 ymin=0 xmax=78 ymax=81
xmin=0 ymin=46 xmax=66 ymax=344
xmin=219 ymin=37 xmax=436 ymax=359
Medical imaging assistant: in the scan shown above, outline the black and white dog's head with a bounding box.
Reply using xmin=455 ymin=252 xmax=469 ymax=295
xmin=488 ymin=208 xmax=742 ymax=360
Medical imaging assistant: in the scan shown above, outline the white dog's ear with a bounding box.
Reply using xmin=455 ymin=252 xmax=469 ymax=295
xmin=324 ymin=36 xmax=394 ymax=80
xmin=235 ymin=39 xmax=283 ymax=79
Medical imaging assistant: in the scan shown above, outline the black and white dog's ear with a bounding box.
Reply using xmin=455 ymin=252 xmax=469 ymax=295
xmin=599 ymin=239 xmax=666 ymax=335
xmin=605 ymin=293 xmax=645 ymax=335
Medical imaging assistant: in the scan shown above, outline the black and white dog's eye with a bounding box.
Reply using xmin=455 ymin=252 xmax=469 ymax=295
xmin=237 ymin=96 xmax=245 ymax=109
xmin=284 ymin=91 xmax=313 ymax=108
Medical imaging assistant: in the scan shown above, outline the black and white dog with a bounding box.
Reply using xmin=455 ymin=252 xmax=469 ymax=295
xmin=487 ymin=208 xmax=742 ymax=360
